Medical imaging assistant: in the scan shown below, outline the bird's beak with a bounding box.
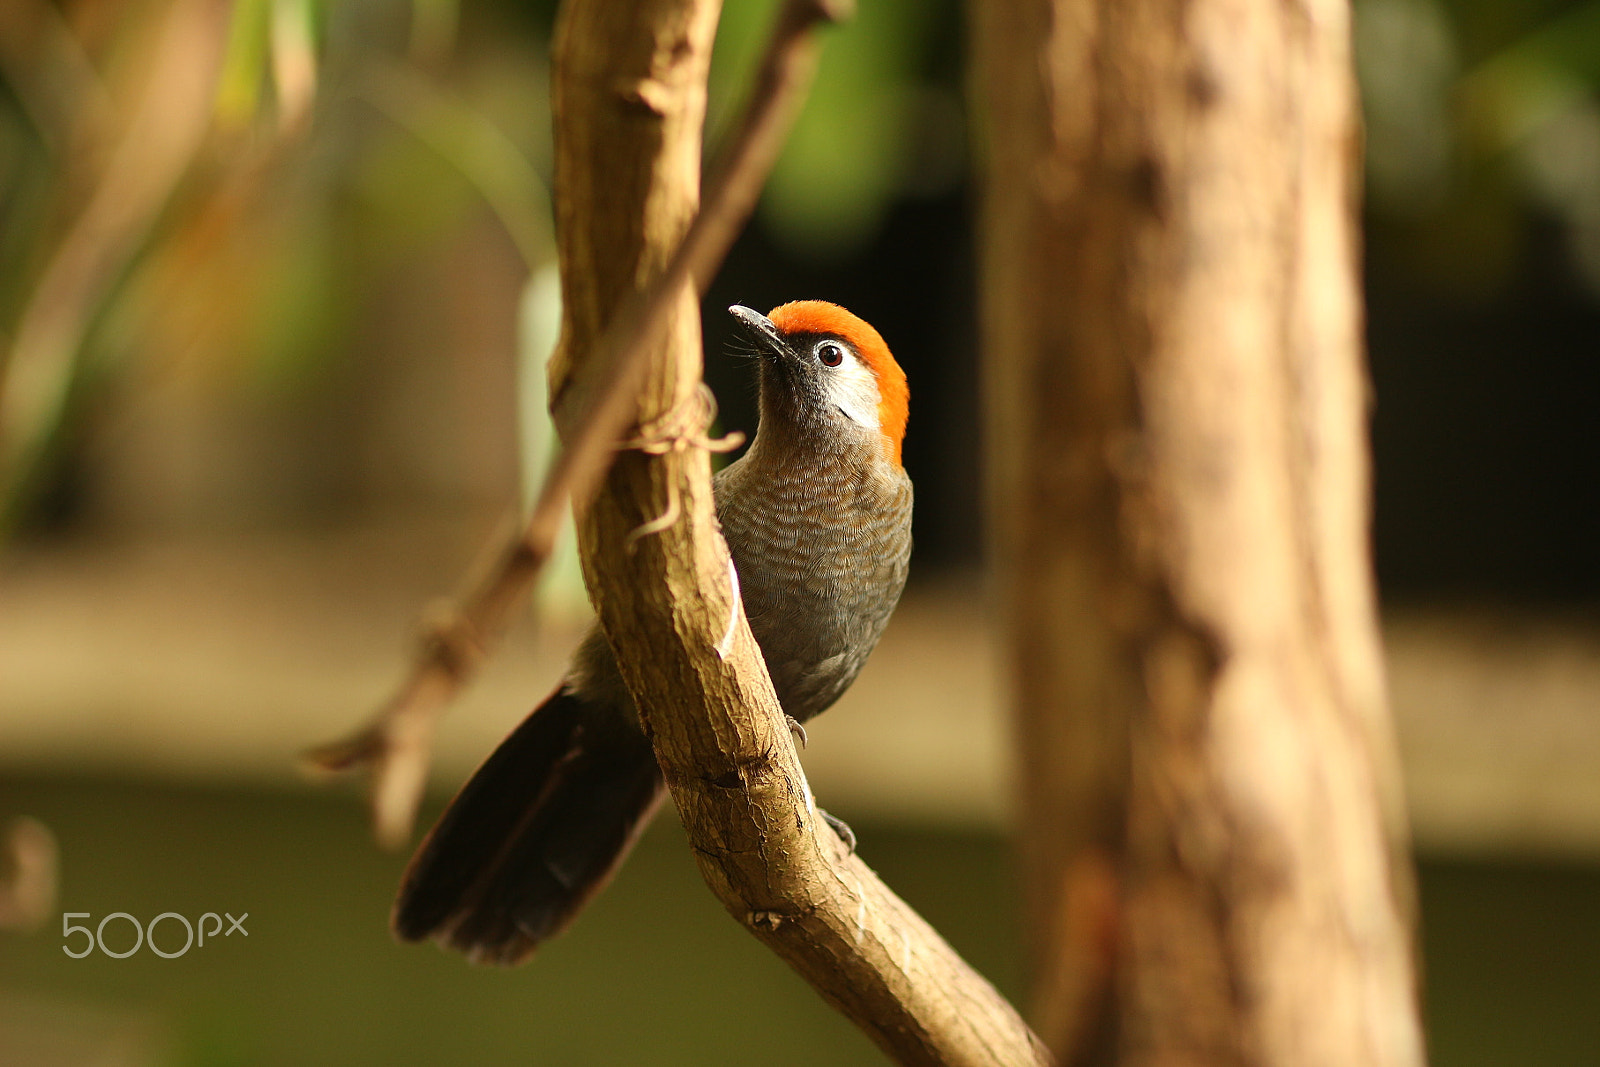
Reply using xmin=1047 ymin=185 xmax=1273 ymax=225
xmin=728 ymin=305 xmax=792 ymax=360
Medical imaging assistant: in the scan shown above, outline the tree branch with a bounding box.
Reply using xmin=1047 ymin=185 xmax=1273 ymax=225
xmin=549 ymin=1 xmax=1049 ymax=1063
xmin=306 ymin=0 xmax=852 ymax=849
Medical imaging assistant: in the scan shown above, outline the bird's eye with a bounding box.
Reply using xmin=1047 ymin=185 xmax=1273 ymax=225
xmin=816 ymin=341 xmax=845 ymax=368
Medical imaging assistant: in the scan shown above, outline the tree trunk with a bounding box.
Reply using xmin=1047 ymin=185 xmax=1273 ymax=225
xmin=970 ymin=0 xmax=1426 ymax=1063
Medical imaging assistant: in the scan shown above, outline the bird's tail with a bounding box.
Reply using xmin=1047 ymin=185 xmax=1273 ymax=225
xmin=392 ymin=687 xmax=665 ymax=965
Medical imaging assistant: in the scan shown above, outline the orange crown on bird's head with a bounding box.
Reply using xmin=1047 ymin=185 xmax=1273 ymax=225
xmin=766 ymin=300 xmax=909 ymax=465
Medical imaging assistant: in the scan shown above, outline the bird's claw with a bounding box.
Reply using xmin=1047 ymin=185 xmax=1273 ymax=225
xmin=785 ymin=714 xmax=808 ymax=749
xmin=818 ymin=808 xmax=857 ymax=854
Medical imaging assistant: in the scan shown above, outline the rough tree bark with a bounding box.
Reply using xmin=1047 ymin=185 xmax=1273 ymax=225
xmin=971 ymin=0 xmax=1426 ymax=1064
xmin=546 ymin=1 xmax=1048 ymax=1063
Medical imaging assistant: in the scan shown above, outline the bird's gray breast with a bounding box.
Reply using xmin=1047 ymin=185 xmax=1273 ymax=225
xmin=714 ymin=455 xmax=913 ymax=722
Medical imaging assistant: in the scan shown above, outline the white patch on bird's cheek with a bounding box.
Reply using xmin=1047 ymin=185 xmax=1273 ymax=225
xmin=825 ymin=355 xmax=881 ymax=431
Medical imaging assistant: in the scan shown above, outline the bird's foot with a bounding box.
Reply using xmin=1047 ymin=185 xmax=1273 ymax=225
xmin=818 ymin=808 xmax=857 ymax=854
xmin=785 ymin=714 xmax=808 ymax=749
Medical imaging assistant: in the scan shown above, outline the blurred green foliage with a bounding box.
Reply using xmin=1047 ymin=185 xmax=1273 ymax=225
xmin=710 ymin=0 xmax=957 ymax=257
xmin=0 ymin=0 xmax=552 ymax=530
xmin=1359 ymin=0 xmax=1600 ymax=293
xmin=0 ymin=0 xmax=1597 ymax=533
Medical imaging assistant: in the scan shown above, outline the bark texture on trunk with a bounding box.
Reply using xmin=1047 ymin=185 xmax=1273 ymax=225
xmin=970 ymin=0 xmax=1425 ymax=1063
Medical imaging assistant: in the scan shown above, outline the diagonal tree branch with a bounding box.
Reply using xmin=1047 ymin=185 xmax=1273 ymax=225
xmin=549 ymin=0 xmax=1050 ymax=1063
xmin=306 ymin=0 xmax=854 ymax=848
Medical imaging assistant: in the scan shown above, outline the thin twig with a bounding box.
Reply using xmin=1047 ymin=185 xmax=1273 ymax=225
xmin=0 ymin=817 xmax=58 ymax=932
xmin=305 ymin=0 xmax=853 ymax=848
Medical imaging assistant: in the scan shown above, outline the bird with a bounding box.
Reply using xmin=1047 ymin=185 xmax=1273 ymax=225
xmin=392 ymin=300 xmax=912 ymax=965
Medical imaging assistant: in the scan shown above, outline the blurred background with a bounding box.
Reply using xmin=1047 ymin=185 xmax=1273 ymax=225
xmin=1 ymin=0 xmax=1597 ymax=1062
